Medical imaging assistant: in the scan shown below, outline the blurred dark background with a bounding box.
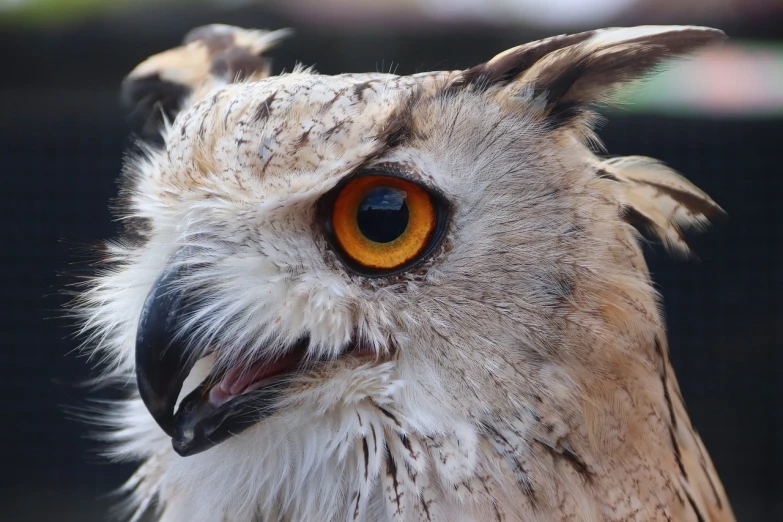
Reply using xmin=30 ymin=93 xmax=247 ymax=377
xmin=1 ymin=0 xmax=780 ymax=521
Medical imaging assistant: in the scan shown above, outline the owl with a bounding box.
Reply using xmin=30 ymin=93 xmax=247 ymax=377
xmin=74 ymin=24 xmax=735 ymax=522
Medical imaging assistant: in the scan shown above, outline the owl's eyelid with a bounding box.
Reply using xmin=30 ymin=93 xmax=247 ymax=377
xmin=362 ymin=161 xmax=420 ymax=180
xmin=346 ymin=162 xmax=449 ymax=204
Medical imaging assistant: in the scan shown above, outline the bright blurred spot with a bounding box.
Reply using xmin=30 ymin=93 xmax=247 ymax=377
xmin=420 ymin=0 xmax=638 ymax=27
xmin=617 ymin=43 xmax=783 ymax=117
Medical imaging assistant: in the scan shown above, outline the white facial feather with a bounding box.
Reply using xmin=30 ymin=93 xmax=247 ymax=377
xmin=74 ymin=24 xmax=734 ymax=522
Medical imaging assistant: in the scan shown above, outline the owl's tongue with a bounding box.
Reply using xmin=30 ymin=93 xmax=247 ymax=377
xmin=208 ymin=350 xmax=305 ymax=407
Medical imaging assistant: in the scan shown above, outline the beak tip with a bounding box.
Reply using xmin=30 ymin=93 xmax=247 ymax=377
xmin=172 ymin=432 xmax=195 ymax=457
xmin=136 ymin=376 xmax=177 ymax=437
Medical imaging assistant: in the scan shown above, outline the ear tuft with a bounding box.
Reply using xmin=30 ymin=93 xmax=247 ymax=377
xmin=448 ymin=31 xmax=596 ymax=90
xmin=121 ymin=24 xmax=290 ymax=137
xmin=598 ymin=156 xmax=725 ymax=255
xmin=523 ymin=26 xmax=725 ymax=107
xmin=449 ymin=26 xmax=725 ymax=126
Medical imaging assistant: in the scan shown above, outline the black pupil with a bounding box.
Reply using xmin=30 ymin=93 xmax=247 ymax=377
xmin=356 ymin=187 xmax=409 ymax=243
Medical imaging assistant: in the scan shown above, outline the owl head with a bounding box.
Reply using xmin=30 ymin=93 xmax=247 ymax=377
xmin=79 ymin=24 xmax=726 ymax=521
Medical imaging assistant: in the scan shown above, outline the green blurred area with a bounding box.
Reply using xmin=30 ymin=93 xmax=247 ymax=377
xmin=0 ymin=0 xmax=114 ymax=24
xmin=0 ymin=0 xmax=192 ymax=25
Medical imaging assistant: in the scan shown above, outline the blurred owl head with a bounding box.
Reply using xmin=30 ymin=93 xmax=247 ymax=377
xmin=76 ymin=24 xmax=730 ymax=522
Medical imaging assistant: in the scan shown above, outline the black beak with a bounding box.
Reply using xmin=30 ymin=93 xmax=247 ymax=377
xmin=135 ymin=247 xmax=286 ymax=457
xmin=135 ymin=247 xmax=200 ymax=438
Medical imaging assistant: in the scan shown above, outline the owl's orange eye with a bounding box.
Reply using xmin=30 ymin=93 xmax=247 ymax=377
xmin=322 ymin=172 xmax=448 ymax=276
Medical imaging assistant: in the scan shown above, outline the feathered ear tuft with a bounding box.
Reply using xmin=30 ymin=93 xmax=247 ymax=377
xmin=121 ymin=24 xmax=290 ymax=137
xmin=449 ymin=26 xmax=725 ymax=126
xmin=597 ymin=156 xmax=725 ymax=255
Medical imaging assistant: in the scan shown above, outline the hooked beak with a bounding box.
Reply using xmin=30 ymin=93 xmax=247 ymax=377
xmin=135 ymin=247 xmax=198 ymax=438
xmin=135 ymin=247 xmax=285 ymax=456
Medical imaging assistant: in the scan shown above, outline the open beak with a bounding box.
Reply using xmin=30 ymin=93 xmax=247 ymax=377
xmin=135 ymin=247 xmax=286 ymax=456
